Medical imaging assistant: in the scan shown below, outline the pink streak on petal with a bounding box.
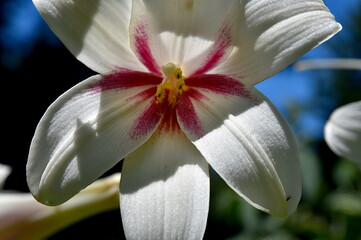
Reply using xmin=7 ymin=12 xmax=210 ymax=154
xmin=86 ymin=69 xmax=162 ymax=140
xmin=176 ymin=89 xmax=206 ymax=138
xmin=127 ymin=87 xmax=157 ymax=103
xmin=186 ymin=74 xmax=250 ymax=98
xmin=130 ymin=100 xmax=161 ymax=139
xmin=158 ymin=104 xmax=181 ymax=135
xmin=133 ymin=22 xmax=162 ymax=75
xmin=191 ymin=24 xmax=233 ymax=76
xmin=89 ymin=69 xmax=162 ymax=93
xmin=185 ymin=88 xmax=207 ymax=101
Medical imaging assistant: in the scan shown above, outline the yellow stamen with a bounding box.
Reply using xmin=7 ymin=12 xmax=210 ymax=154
xmin=155 ymin=63 xmax=188 ymax=106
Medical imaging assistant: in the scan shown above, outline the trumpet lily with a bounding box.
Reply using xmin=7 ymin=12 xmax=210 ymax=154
xmin=28 ymin=0 xmax=341 ymax=239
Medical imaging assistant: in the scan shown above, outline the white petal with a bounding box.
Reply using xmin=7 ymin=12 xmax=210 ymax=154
xmin=129 ymin=0 xmax=241 ymax=75
xmin=33 ymin=0 xmax=145 ymax=73
xmin=325 ymin=101 xmax=361 ymax=164
xmin=179 ymin=87 xmax=301 ymax=217
xmin=211 ymin=0 xmax=342 ymax=85
xmin=120 ymin=132 xmax=209 ymax=240
xmin=27 ymin=72 xmax=161 ymax=205
xmin=0 ymin=164 xmax=11 ymax=189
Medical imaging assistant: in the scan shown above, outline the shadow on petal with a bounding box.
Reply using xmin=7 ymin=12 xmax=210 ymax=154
xmin=120 ymin=132 xmax=209 ymax=194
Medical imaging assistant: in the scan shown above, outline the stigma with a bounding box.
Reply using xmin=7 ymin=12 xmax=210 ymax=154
xmin=155 ymin=63 xmax=188 ymax=107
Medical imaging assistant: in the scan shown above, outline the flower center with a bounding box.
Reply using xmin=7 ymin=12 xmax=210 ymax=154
xmin=155 ymin=63 xmax=188 ymax=107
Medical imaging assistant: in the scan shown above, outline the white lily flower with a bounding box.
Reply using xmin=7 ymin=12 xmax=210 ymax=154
xmin=29 ymin=0 xmax=341 ymax=239
xmin=0 ymin=171 xmax=120 ymax=240
xmin=325 ymin=101 xmax=361 ymax=164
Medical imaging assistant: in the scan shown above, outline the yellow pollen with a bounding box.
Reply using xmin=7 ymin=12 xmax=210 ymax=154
xmin=155 ymin=63 xmax=188 ymax=106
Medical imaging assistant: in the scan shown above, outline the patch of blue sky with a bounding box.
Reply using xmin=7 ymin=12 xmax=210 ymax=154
xmin=0 ymin=0 xmax=59 ymax=68
xmin=325 ymin=0 xmax=360 ymax=28
xmin=1 ymin=0 xmax=40 ymax=67
xmin=1 ymin=0 xmax=39 ymax=48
